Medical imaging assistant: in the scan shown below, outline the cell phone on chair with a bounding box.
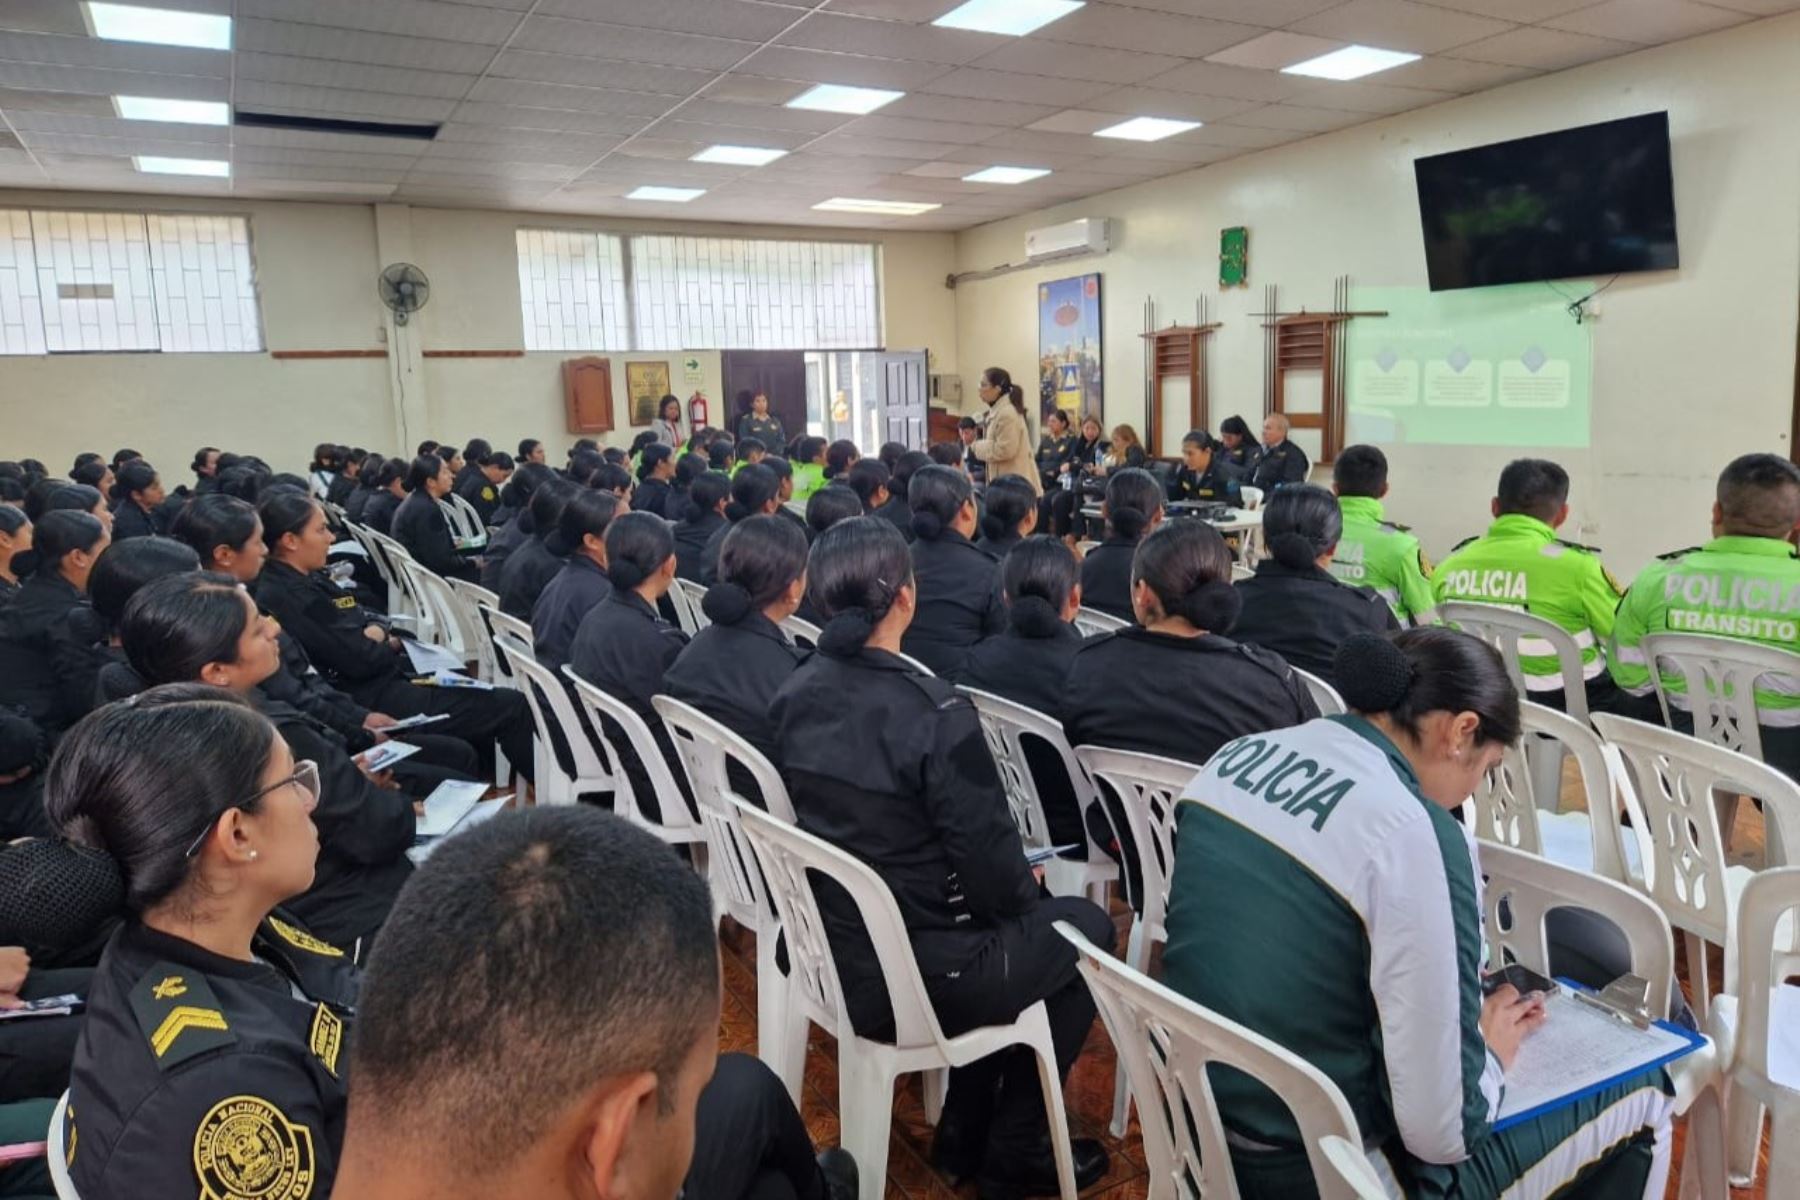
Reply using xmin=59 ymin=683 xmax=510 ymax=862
xmin=1481 ymin=964 xmax=1556 ymax=998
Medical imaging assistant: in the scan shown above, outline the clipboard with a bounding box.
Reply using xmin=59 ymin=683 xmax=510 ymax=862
xmin=1491 ymin=976 xmax=1706 ymax=1132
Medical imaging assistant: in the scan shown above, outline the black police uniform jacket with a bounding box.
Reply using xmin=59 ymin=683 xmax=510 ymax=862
xmin=1062 ymin=628 xmax=1318 ymax=766
xmin=531 ymin=554 xmax=611 ymax=670
xmin=1229 ymin=559 xmax=1399 ymax=678
xmin=391 ymin=491 xmax=477 ymax=583
xmin=480 ymin=511 xmax=532 ymax=590
xmin=568 ymin=590 xmax=691 ymax=823
xmin=1078 ymin=536 xmax=1141 ymax=621
xmin=632 ymin=476 xmax=675 ymax=520
xmin=663 ymin=610 xmax=806 ymax=775
xmin=325 ymin=473 xmax=356 ymax=509
xmin=673 ymin=512 xmax=727 ymax=582
xmin=255 ymin=560 xmax=408 ymax=691
xmin=769 ymin=647 xmax=1039 ymax=1037
xmin=66 ymin=915 xmax=357 ymax=1200
xmin=0 ymin=574 xmax=104 ymax=739
xmin=901 ymin=532 xmax=1005 ymax=675
xmin=1246 ymin=440 xmax=1310 ymax=490
xmin=360 ymin=489 xmax=400 ymax=536
xmin=109 ymin=500 xmax=162 ymax=542
xmin=497 ymin=533 xmax=567 ymax=619
xmin=343 ymin=483 xmax=377 ymax=524
xmin=698 ymin=516 xmax=749 ymax=586
xmin=736 ymin=412 xmax=787 ymax=448
xmin=1168 ymin=460 xmax=1243 ymax=504
xmin=874 ymin=496 xmax=914 ymax=544
xmin=454 ymin=473 xmax=501 ymax=525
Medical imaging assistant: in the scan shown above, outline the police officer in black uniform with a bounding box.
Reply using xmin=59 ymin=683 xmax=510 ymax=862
xmin=497 ymin=477 xmax=577 ymax=619
xmin=900 ymin=466 xmax=1004 ymax=675
xmin=1167 ymin=429 xmax=1243 ymax=505
xmin=770 ymin=517 xmax=1112 ymax=1198
xmin=701 ymin=464 xmax=782 ymax=586
xmin=252 ymin=491 xmax=534 ymax=782
xmin=530 ymin=489 xmax=618 ymax=671
xmin=673 ymin=471 xmax=730 ymax=583
xmin=0 ymin=510 xmax=110 ymax=742
xmin=390 ymin=453 xmax=479 ymax=584
xmin=1245 ymin=412 xmax=1310 ymax=491
xmin=48 ymin=687 xmax=358 ymax=1200
xmin=1229 ymin=484 xmax=1398 ymax=677
xmin=1079 ymin=468 xmax=1162 ymax=621
xmin=359 ymin=460 xmax=404 ymax=536
xmin=736 ymin=390 xmax=787 ymax=449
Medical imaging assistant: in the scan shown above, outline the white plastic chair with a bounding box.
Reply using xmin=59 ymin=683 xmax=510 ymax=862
xmin=958 ymin=687 xmax=1121 ymax=906
xmin=1476 ymin=842 xmax=1727 ymax=1200
xmin=1709 ymin=866 xmax=1800 ymax=1196
xmin=734 ymin=800 xmax=1080 ymax=1200
xmin=778 ymin=614 xmax=821 ymax=649
xmin=653 ymin=695 xmax=798 ymax=1091
xmin=395 ymin=557 xmax=468 ymax=659
xmin=1237 ymin=485 xmax=1264 ymax=511
xmin=672 ymin=578 xmax=711 ymax=634
xmin=441 ymin=491 xmax=489 ymax=547
xmin=563 ymin=667 xmax=709 ymax=853
xmin=448 ymin=579 xmax=503 ymax=685
xmin=1593 ymin=714 xmax=1800 ymax=1025
xmin=1470 ymin=701 xmax=1641 ymax=882
xmin=1292 ymin=667 xmax=1345 ymax=717
xmin=494 ymin=634 xmax=611 ymax=807
xmin=46 ymin=1090 xmax=77 ymax=1200
xmin=1075 ymin=539 xmax=1101 ymax=557
xmin=1056 ymin=922 xmax=1373 ymax=1200
xmin=1229 ymin=563 xmax=1254 ymax=583
xmin=1073 ymin=606 xmax=1127 ymax=637
xmin=346 ymin=522 xmax=411 ymax=621
xmin=362 ymin=527 xmax=429 ymax=631
xmin=1640 ymin=632 xmax=1800 ymax=765
xmin=1074 ymin=744 xmax=1203 ymax=1136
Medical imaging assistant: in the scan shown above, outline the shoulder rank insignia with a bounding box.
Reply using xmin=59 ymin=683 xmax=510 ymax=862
xmin=130 ymin=963 xmax=234 ymax=1068
xmin=1656 ymin=545 xmax=1702 ymax=562
xmin=308 ymin=1005 xmax=343 ymax=1077
xmin=193 ymin=1095 xmax=316 ymax=1200
xmin=266 ymin=916 xmax=345 ymax=959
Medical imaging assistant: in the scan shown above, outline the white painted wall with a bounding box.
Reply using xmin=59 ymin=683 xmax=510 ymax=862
xmin=0 ymin=191 xmax=956 ymax=481
xmin=951 ymin=13 xmax=1800 ymax=578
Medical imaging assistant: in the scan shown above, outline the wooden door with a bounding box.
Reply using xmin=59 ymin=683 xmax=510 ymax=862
xmin=720 ymin=351 xmax=806 ymax=446
xmin=877 ymin=351 xmax=929 ymax=449
xmin=563 ymin=356 xmax=613 ymax=434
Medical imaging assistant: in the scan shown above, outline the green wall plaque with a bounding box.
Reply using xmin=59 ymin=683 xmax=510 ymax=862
xmin=1220 ymin=225 xmax=1248 ymax=289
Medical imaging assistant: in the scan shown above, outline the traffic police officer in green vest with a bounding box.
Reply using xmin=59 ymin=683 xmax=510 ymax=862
xmin=1329 ymin=444 xmax=1436 ymax=626
xmin=1611 ymin=452 xmax=1800 ymax=776
xmin=1433 ymin=458 xmax=1628 ymax=713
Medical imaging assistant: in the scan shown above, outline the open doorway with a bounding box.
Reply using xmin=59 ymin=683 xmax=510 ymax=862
xmin=804 ymin=350 xmax=928 ymax=454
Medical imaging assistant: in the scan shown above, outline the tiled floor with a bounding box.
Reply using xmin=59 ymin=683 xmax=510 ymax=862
xmin=713 ymin=795 xmax=1777 ymax=1200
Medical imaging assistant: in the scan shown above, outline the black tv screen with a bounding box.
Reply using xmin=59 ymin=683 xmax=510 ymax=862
xmin=1414 ymin=112 xmax=1679 ymax=291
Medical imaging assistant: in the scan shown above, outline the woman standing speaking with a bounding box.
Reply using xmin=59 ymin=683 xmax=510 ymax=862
xmin=970 ymin=367 xmax=1041 ymax=494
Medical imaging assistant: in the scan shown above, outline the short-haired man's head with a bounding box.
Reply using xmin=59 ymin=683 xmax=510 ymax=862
xmin=1332 ymin=444 xmax=1389 ymax=498
xmin=349 ymin=808 xmax=719 ymax=1168
xmin=1495 ymin=458 xmax=1570 ymax=523
xmin=1717 ymin=453 xmax=1800 ymax=537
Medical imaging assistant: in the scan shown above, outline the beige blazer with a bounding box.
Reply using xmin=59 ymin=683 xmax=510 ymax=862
xmin=971 ymin=401 xmax=1041 ymax=495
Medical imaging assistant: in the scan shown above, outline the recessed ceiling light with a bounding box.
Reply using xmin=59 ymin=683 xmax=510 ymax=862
xmin=813 ymin=198 xmax=942 ymax=216
xmin=1094 ymin=116 xmax=1202 ymax=142
xmin=787 ymin=84 xmax=904 ymax=115
xmin=691 ymin=144 xmax=788 ymax=166
xmin=1281 ymin=45 xmax=1420 ymax=81
xmin=134 ymin=155 xmax=229 ymax=177
xmin=963 ymin=165 xmax=1051 ymax=185
xmin=932 ymin=0 xmax=1083 ymax=37
xmin=627 ymin=185 xmax=705 ymax=202
xmin=115 ymin=96 xmax=230 ymax=125
xmin=85 ymin=3 xmax=231 ymax=50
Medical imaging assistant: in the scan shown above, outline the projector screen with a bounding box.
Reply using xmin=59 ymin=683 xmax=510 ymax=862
xmin=1345 ymin=283 xmax=1592 ymax=449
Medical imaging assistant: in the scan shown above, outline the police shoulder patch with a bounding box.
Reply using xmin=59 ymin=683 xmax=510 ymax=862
xmin=1656 ymin=545 xmax=1703 ymax=562
xmin=193 ymin=1095 xmax=316 ymax=1200
xmin=332 ymin=595 xmax=357 ymax=610
xmin=482 ymin=485 xmax=497 ymax=501
xmin=129 ymin=963 xmax=235 ymax=1069
xmin=266 ymin=916 xmax=345 ymax=959
xmin=308 ymin=1005 xmax=343 ymax=1077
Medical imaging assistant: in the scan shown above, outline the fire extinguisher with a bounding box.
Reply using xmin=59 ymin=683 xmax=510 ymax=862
xmin=688 ymin=391 xmax=709 ymax=430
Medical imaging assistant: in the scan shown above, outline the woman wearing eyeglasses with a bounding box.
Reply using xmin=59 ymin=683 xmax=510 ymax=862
xmin=47 ymin=684 xmax=359 ymax=1200
xmin=113 ymin=572 xmax=417 ymax=953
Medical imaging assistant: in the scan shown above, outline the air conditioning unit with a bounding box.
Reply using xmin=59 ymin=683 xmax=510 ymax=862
xmin=1025 ymin=217 xmax=1110 ymax=262
xmin=929 ymin=373 xmax=962 ymax=405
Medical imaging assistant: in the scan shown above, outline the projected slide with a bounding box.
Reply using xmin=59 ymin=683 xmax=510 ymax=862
xmin=1345 ymin=283 xmax=1592 ymax=448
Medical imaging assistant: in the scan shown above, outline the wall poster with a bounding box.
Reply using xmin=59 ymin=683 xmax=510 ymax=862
xmin=1037 ymin=273 xmax=1102 ymax=423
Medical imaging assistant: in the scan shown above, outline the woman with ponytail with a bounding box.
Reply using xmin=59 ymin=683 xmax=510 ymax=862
xmin=569 ymin=512 xmax=692 ymax=824
xmin=107 ymin=458 xmax=166 ymax=541
xmin=0 ymin=510 xmax=111 ymax=739
xmin=0 ymin=504 xmax=32 ymax=598
xmin=674 ymin=470 xmax=731 ymax=582
xmin=1161 ymin=630 xmax=1671 ymax=1200
xmin=1064 ymin=519 xmax=1315 ymax=765
xmin=700 ymin=463 xmax=780 ymax=585
xmin=770 ymin=516 xmax=1114 ymax=1197
xmin=969 ymin=367 xmax=1039 ymax=495
xmin=632 ymin=442 xmax=677 ymax=518
xmin=974 ymin=474 xmax=1038 ymax=558
xmin=480 ymin=460 xmax=555 ymax=587
xmin=901 ymin=465 xmax=1005 ymax=674
xmin=665 ymin=515 xmax=808 ymax=773
xmin=823 ymin=439 xmax=860 ymax=482
xmin=530 ymin=489 xmax=619 ymax=670
xmin=1078 ymin=467 xmax=1164 ymax=620
xmin=1229 ymin=483 xmax=1397 ymax=675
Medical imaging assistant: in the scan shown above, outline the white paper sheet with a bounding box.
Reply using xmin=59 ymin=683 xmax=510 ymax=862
xmin=1496 ymin=987 xmax=1694 ymax=1122
xmin=404 ymin=640 xmax=465 ymax=674
xmin=1770 ymin=984 xmax=1800 ymax=1091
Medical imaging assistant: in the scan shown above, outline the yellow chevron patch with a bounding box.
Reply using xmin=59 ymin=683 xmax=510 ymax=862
xmin=152 ymin=1006 xmax=230 ymax=1059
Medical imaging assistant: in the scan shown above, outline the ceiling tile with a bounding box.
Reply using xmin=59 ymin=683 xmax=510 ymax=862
xmin=656 ymin=118 xmax=821 ymax=149
xmin=1206 ymin=30 xmax=1344 ymax=69
xmin=1451 ymin=25 xmax=1638 ymax=68
xmin=1289 ymin=0 xmax=1519 ymax=54
xmin=237 ymin=162 xmax=411 ymax=183
xmin=236 ymin=144 xmax=422 ymax=169
xmin=235 ymin=20 xmax=498 ymax=72
xmin=234 ymin=81 xmax=460 ymax=122
xmin=449 ymin=101 xmax=650 ymax=134
xmin=534 ymin=0 xmax=809 ymax=41
xmin=877 ymin=93 xmax=1058 ymax=126
xmin=701 ymin=74 xmax=815 ymax=105
xmin=0 ymin=30 xmax=228 ymax=75
xmin=463 ymin=78 xmax=680 ymax=118
xmin=609 ymin=136 xmax=713 ymax=161
xmin=1416 ymin=0 xmax=1603 ymax=17
xmin=1696 ymin=0 xmax=1800 ymax=11
xmin=1372 ymin=53 xmax=1541 ymax=91
xmin=1026 ymin=109 xmax=1127 ymax=134
xmin=0 ymin=88 xmax=114 ymax=118
xmin=777 ymin=13 xmax=1008 ymax=64
xmin=1222 ymin=103 xmax=1372 ymax=132
xmin=1084 ymin=86 xmax=1263 ymax=121
xmin=233 ymin=126 xmax=442 ymax=154
xmin=1541 ymin=0 xmax=1752 ymax=43
xmin=903 ymin=160 xmax=983 ymax=178
xmin=417 ymin=138 xmax=613 ymax=166
xmin=6 ymin=110 xmax=228 ymax=144
xmin=0 ymin=0 xmax=88 ymax=36
xmin=1188 ymin=121 xmax=1319 ymax=148
xmin=509 ymin=17 xmax=759 ymax=70
xmin=803 ymin=132 xmax=960 ymax=159
xmin=1097 ymin=0 xmax=1346 ymax=25
xmin=737 ymin=45 xmax=955 ymax=90
xmin=968 ymin=39 xmax=1185 ymax=85
xmin=235 ymin=0 xmax=524 ymax=44
xmin=841 ymin=114 xmax=1013 ymax=144
xmin=1035 ymin=5 xmax=1266 ymax=57
xmin=1284 ymin=79 xmax=1458 ymax=113
xmin=920 ymin=67 xmax=1117 ymax=106
xmin=1138 ymin=60 xmax=1313 ymax=101
xmin=485 ymin=50 xmax=716 ymax=95
xmin=234 ymin=52 xmax=477 ymax=99
xmin=675 ymin=97 xmax=852 ymax=133
xmin=433 ymin=123 xmax=624 ymax=153
xmin=0 ymin=62 xmax=230 ymax=102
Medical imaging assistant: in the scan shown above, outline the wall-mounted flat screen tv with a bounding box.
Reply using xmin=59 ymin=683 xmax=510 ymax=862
xmin=1414 ymin=111 xmax=1679 ymax=291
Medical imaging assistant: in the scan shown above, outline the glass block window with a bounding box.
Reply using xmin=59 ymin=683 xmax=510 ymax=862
xmin=516 ymin=228 xmax=629 ymax=352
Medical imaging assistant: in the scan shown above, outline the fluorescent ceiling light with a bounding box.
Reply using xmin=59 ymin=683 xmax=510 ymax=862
xmin=134 ymin=155 xmax=229 ymax=177
xmin=627 ymin=185 xmax=705 ymax=202
xmin=932 ymin=0 xmax=1083 ymax=37
xmin=963 ymin=165 xmax=1051 ymax=184
xmin=85 ymin=3 xmax=231 ymax=49
xmin=691 ymin=144 xmax=787 ymax=166
xmin=115 ymin=95 xmax=230 ymax=125
xmin=1281 ymin=44 xmax=1420 ymax=81
xmin=813 ymin=197 xmax=941 ymax=216
xmin=1094 ymin=116 xmax=1201 ymax=142
xmin=787 ymin=84 xmax=904 ymax=115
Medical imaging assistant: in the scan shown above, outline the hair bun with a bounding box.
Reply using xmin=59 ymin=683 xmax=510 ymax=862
xmin=1268 ymin=531 xmax=1319 ymax=570
xmin=910 ymin=510 xmax=944 ymax=540
xmin=817 ymin=607 xmax=876 ymax=657
xmin=608 ymin=558 xmax=649 ymax=591
xmin=1334 ymin=633 xmax=1412 ymax=712
xmin=1008 ymin=594 xmax=1064 ymax=638
xmin=1174 ymin=578 xmax=1241 ymax=634
xmin=701 ymin=581 xmax=753 ymax=626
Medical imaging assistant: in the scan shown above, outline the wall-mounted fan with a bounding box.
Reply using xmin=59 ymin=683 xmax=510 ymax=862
xmin=378 ymin=262 xmax=430 ymax=325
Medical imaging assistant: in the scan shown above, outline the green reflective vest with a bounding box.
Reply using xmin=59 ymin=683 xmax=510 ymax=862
xmin=1330 ymin=495 xmax=1437 ymax=625
xmin=791 ymin=461 xmax=826 ymax=503
xmin=1609 ymin=535 xmax=1800 ymax=720
xmin=1431 ymin=513 xmax=1624 ymax=687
